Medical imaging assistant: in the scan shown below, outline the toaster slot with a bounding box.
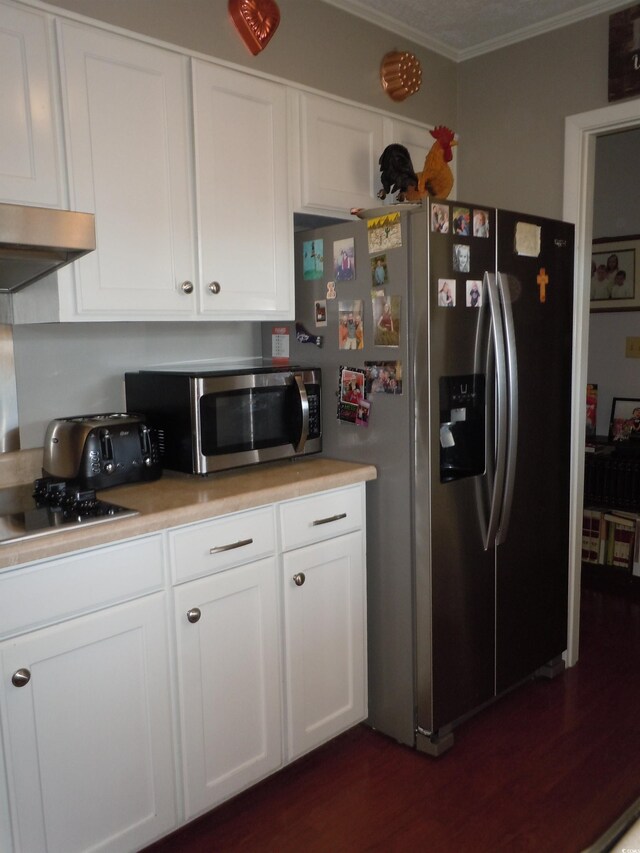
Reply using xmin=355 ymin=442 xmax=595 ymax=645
xmin=100 ymin=428 xmax=114 ymax=463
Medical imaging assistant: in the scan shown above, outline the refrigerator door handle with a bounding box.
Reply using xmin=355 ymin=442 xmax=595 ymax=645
xmin=291 ymin=372 xmax=310 ymax=453
xmin=495 ymin=272 xmax=518 ymax=545
xmin=483 ymin=271 xmax=508 ymax=550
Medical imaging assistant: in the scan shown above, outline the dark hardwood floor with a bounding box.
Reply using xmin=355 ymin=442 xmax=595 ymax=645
xmin=144 ymin=585 xmax=640 ymax=852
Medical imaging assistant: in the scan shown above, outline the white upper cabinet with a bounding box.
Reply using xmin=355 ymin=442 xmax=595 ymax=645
xmin=192 ymin=61 xmax=292 ymax=318
xmin=1 ymin=1 xmax=429 ymax=322
xmin=57 ymin=21 xmax=197 ymax=318
xmin=291 ymin=90 xmax=385 ymax=217
xmin=54 ymin=23 xmax=292 ymax=321
xmin=0 ymin=1 xmax=63 ymax=207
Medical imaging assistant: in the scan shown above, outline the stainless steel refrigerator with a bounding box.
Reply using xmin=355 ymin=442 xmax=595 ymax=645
xmin=271 ymin=200 xmax=574 ymax=755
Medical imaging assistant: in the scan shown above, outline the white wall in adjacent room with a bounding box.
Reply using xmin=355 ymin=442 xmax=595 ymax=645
xmin=588 ymin=129 xmax=640 ymax=435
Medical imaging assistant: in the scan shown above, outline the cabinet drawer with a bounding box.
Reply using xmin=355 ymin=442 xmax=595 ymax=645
xmin=0 ymin=535 xmax=164 ymax=640
xmin=169 ymin=506 xmax=276 ymax=583
xmin=279 ymin=485 xmax=363 ymax=552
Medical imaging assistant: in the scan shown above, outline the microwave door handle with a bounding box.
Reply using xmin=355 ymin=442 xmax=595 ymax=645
xmin=292 ymin=373 xmax=310 ymax=452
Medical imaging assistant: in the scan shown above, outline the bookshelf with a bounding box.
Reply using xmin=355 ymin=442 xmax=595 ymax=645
xmin=583 ymin=444 xmax=640 ymax=593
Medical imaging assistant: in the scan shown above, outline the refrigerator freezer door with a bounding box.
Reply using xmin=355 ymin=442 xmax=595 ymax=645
xmin=414 ymin=204 xmax=497 ymax=736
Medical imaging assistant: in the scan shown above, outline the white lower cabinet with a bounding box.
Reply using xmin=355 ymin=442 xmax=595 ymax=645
xmin=0 ymin=592 xmax=176 ymax=853
xmin=170 ymin=486 xmax=367 ymax=816
xmin=0 ymin=483 xmax=368 ymax=851
xmin=282 ymin=532 xmax=366 ymax=760
xmin=174 ymin=556 xmax=282 ymax=818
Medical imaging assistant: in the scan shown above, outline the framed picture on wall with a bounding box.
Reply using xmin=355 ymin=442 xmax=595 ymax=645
xmin=609 ymin=397 xmax=640 ymax=441
xmin=590 ymin=236 xmax=640 ymax=311
xmin=608 ymin=4 xmax=640 ymax=102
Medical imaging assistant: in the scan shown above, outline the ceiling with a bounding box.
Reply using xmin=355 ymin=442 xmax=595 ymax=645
xmin=322 ymin=0 xmax=633 ymax=61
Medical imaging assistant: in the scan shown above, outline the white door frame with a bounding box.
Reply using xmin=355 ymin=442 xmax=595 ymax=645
xmin=564 ymin=99 xmax=640 ymax=666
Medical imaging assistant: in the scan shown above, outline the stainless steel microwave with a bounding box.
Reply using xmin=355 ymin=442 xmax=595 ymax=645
xmin=124 ymin=362 xmax=321 ymax=474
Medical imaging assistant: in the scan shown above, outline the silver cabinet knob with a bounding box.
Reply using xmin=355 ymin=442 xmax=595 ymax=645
xmin=187 ymin=607 xmax=201 ymax=624
xmin=181 ymin=281 xmax=194 ymax=294
xmin=208 ymin=281 xmax=221 ymax=294
xmin=293 ymin=572 xmax=306 ymax=587
xmin=12 ymin=668 xmax=31 ymax=687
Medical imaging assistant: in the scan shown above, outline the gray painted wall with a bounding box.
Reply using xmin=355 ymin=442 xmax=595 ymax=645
xmin=42 ymin=0 xmax=457 ymax=126
xmin=457 ymin=14 xmax=610 ymax=218
xmin=454 ymin=13 xmax=640 ymax=437
xmin=15 ymin=322 xmax=261 ymax=446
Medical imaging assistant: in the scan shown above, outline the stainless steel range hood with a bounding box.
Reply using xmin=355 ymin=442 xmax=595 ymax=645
xmin=0 ymin=203 xmax=95 ymax=293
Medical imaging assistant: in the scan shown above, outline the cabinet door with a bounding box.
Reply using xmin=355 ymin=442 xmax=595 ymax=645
xmin=0 ymin=1 xmax=62 ymax=206
xmin=57 ymin=21 xmax=196 ymax=317
xmin=0 ymin=593 xmax=176 ymax=853
xmin=193 ymin=61 xmax=292 ymax=318
xmin=282 ymin=531 xmax=367 ymax=760
xmin=383 ymin=118 xmax=432 ymax=181
xmin=295 ymin=91 xmax=384 ymax=214
xmin=174 ymin=557 xmax=282 ymax=818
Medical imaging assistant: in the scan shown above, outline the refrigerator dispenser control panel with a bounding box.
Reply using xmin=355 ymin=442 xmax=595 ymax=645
xmin=439 ymin=374 xmax=485 ymax=482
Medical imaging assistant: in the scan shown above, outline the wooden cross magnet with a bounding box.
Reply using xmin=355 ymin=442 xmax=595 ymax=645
xmin=537 ymin=267 xmax=549 ymax=303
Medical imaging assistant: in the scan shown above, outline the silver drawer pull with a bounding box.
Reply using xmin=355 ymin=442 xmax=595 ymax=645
xmin=312 ymin=513 xmax=347 ymax=526
xmin=210 ymin=537 xmax=253 ymax=554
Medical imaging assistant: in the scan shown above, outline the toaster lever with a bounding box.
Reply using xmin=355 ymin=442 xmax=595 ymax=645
xmin=100 ymin=428 xmax=113 ymax=462
xmin=139 ymin=425 xmax=153 ymax=464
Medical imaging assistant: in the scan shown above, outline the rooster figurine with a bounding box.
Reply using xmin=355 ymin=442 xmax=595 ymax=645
xmin=405 ymin=126 xmax=457 ymax=201
xmin=377 ymin=144 xmax=418 ymax=202
xmin=377 ymin=126 xmax=457 ymax=203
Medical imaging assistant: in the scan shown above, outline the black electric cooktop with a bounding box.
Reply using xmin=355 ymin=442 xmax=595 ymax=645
xmin=0 ymin=477 xmax=139 ymax=545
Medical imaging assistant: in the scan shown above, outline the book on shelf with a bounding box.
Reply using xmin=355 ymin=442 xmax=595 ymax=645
xmin=605 ymin=513 xmax=635 ymax=569
xmin=584 ymin=453 xmax=640 ymax=507
xmin=582 ymin=508 xmax=639 ymax=572
xmin=584 ymin=441 xmax=612 ymax=454
xmin=586 ymin=383 xmax=597 ymax=437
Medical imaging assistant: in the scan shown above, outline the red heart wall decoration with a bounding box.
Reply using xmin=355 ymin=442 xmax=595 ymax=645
xmin=228 ymin=0 xmax=281 ymax=55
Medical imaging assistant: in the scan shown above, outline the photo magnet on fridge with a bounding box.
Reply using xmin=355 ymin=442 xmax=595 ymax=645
xmin=371 ymin=253 xmax=388 ymax=287
xmin=431 ymin=202 xmax=449 ymax=233
xmin=466 ymin=280 xmax=483 ymax=307
xmin=372 ymin=294 xmax=400 ymax=347
xmin=302 ymin=239 xmax=323 ymax=280
xmin=337 ymin=366 xmax=366 ymax=424
xmin=334 ymin=237 xmax=355 ymax=281
xmin=338 ymin=300 xmax=364 ymax=350
xmin=365 ymin=361 xmax=403 ymax=395
xmin=314 ymin=300 xmax=327 ymax=326
xmin=367 ymin=212 xmax=402 ymax=253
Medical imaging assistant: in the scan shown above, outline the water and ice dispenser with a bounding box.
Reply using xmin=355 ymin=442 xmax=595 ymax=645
xmin=439 ymin=374 xmax=486 ymax=482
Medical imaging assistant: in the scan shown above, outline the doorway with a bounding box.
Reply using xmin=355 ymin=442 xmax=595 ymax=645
xmin=564 ymin=98 xmax=640 ymax=665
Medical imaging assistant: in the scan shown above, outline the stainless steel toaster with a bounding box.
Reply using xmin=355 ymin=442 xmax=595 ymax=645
xmin=43 ymin=413 xmax=162 ymax=489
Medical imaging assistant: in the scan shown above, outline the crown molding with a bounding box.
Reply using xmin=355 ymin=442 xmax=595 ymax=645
xmin=321 ymin=0 xmax=634 ymax=62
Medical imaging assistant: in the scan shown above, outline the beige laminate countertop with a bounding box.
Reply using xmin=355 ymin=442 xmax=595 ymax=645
xmin=0 ymin=453 xmax=377 ymax=570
